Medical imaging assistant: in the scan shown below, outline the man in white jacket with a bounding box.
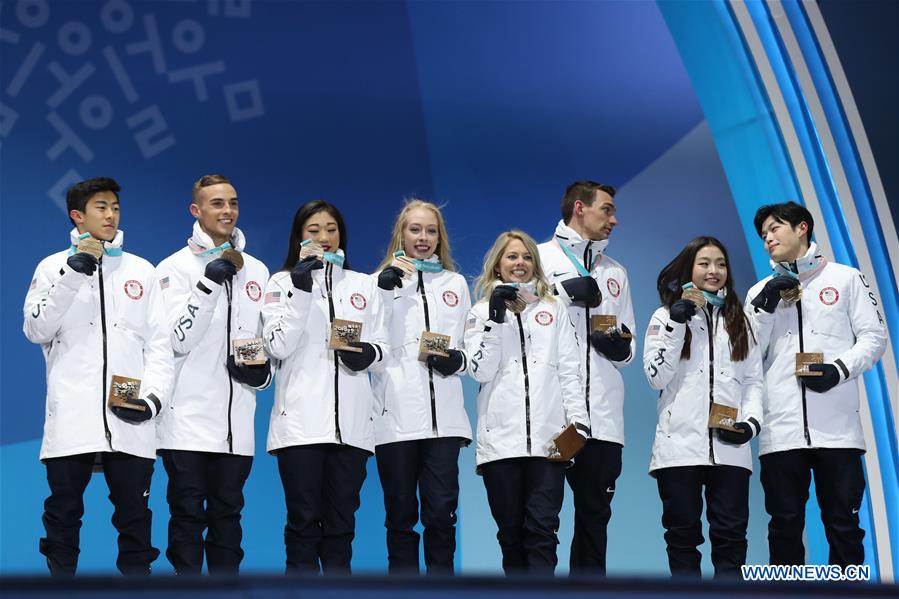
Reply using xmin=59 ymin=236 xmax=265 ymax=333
xmin=746 ymin=201 xmax=887 ymax=567
xmin=537 ymin=181 xmax=635 ymax=575
xmin=23 ymin=177 xmax=173 ymax=576
xmin=156 ymin=174 xmax=271 ymax=575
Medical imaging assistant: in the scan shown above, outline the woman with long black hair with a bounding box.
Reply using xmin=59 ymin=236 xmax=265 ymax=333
xmin=262 ymin=200 xmax=389 ymax=575
xmin=643 ymin=236 xmax=763 ymax=577
xmin=371 ymin=199 xmax=472 ymax=575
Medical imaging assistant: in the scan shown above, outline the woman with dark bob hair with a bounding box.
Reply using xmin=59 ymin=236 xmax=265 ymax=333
xmin=642 ymin=236 xmax=763 ymax=578
xmin=262 ymin=200 xmax=389 ymax=574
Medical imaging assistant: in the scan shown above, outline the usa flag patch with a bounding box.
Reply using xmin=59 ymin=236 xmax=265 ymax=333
xmin=159 ymin=276 xmax=170 ymax=290
xmin=648 ymin=324 xmax=660 ymax=336
xmin=265 ymin=291 xmax=281 ymax=304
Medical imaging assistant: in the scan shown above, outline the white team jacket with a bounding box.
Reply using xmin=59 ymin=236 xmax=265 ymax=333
xmin=464 ymin=293 xmax=589 ymax=467
xmin=538 ymin=221 xmax=636 ymax=446
xmin=371 ymin=267 xmax=473 ymax=446
xmin=643 ymin=304 xmax=764 ymax=473
xmin=745 ymin=249 xmax=887 ymax=456
xmin=155 ymin=224 xmax=271 ymax=456
xmin=263 ymin=258 xmax=389 ymax=454
xmin=24 ymin=229 xmax=173 ymax=461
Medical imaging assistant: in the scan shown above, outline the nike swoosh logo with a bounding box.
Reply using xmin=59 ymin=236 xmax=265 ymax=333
xmin=606 ymin=487 xmax=615 ymax=494
xmin=852 ymin=508 xmax=859 ymax=514
xmin=550 ymin=271 xmax=568 ymax=278
xmin=143 ymin=490 xmax=150 ymax=497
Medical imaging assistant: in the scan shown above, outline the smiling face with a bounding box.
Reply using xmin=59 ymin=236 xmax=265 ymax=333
xmin=496 ymin=238 xmax=534 ymax=284
xmin=691 ymin=244 xmax=728 ymax=293
xmin=760 ymin=215 xmax=808 ymax=262
xmin=402 ymin=206 xmax=439 ymax=260
xmin=301 ymin=209 xmax=340 ymax=252
xmin=71 ymin=191 xmax=120 ymax=241
xmin=191 ymin=183 xmax=238 ymax=247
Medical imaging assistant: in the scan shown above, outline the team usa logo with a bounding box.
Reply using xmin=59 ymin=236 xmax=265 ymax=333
xmin=124 ymin=280 xmax=144 ymax=300
xmin=350 ymin=292 xmax=367 ymax=310
xmin=442 ymin=290 xmax=460 ymax=307
xmin=535 ymin=310 xmax=554 ymax=326
xmin=819 ymin=287 xmax=839 ymax=305
xmin=245 ymin=281 xmax=262 ymax=302
xmin=607 ymin=278 xmax=621 ymax=298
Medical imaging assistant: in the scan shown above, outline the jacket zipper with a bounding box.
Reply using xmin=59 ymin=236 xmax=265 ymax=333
xmin=582 ymin=245 xmax=592 ymax=426
xmin=325 ymin=263 xmax=342 ymax=443
xmin=418 ymin=271 xmax=438 ymax=436
xmin=797 ymin=300 xmax=811 ymax=445
xmin=515 ymin=313 xmax=532 ymax=455
xmin=225 ymin=280 xmax=234 ymax=453
xmin=705 ymin=307 xmax=715 ymax=465
xmin=98 ymin=259 xmax=112 ymax=449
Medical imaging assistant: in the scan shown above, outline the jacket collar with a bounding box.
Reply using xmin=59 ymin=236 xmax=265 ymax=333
xmin=772 ymin=242 xmax=827 ymax=281
xmin=553 ymin=220 xmax=609 ymax=266
xmin=187 ymin=221 xmax=246 ymax=256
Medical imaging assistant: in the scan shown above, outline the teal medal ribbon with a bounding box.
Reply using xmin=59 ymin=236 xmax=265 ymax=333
xmin=682 ymin=282 xmax=725 ymax=307
xmin=301 ymin=239 xmax=345 ymax=268
xmin=555 ymin=238 xmax=592 ymax=277
xmin=323 ymin=251 xmax=345 ymax=268
xmin=394 ymin=250 xmax=444 ymax=273
xmin=69 ymin=232 xmax=123 ymax=257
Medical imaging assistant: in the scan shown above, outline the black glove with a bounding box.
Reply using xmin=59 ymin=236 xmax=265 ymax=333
xmin=111 ymin=393 xmax=159 ymax=424
xmin=427 ymin=349 xmax=465 ymax=376
xmin=227 ymin=355 xmax=271 ymax=388
xmin=338 ymin=342 xmax=377 ymax=372
xmin=560 ymin=276 xmax=602 ymax=308
xmin=717 ymin=421 xmax=755 ymax=445
xmin=378 ymin=266 xmax=405 ymax=291
xmin=204 ymin=258 xmax=237 ymax=285
xmin=750 ymin=275 xmax=800 ymax=314
xmin=488 ymin=285 xmax=519 ymax=324
xmin=669 ymin=299 xmax=697 ymax=324
xmin=66 ymin=252 xmax=98 ymax=276
xmin=290 ymin=256 xmax=324 ymax=292
xmin=803 ymin=363 xmax=842 ymax=393
xmin=589 ymin=324 xmax=632 ymax=362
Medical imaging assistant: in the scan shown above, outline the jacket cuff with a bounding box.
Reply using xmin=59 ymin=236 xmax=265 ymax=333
xmin=196 ymin=276 xmax=222 ymax=296
xmin=58 ymin=263 xmax=92 ymax=289
xmin=145 ymin=393 xmax=162 ymax=417
xmin=834 ymin=358 xmax=851 ymax=381
xmin=747 ymin=417 xmax=761 ymax=438
xmin=553 ymin=281 xmax=573 ymax=307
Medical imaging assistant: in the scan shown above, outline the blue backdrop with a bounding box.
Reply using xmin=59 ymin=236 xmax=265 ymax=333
xmin=1 ymin=0 xmax=893 ymax=578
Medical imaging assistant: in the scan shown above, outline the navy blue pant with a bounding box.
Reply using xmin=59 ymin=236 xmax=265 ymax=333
xmin=481 ymin=458 xmax=566 ymax=576
xmin=376 ymin=438 xmax=461 ymax=575
xmin=160 ymin=450 xmax=253 ymax=575
xmin=40 ymin=451 xmax=159 ymax=576
xmin=277 ymin=443 xmax=369 ymax=575
xmin=655 ymin=465 xmax=750 ymax=578
xmin=760 ymin=448 xmax=865 ymax=567
xmin=566 ymin=439 xmax=622 ymax=575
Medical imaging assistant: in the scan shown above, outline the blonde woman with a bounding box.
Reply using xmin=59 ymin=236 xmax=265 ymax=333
xmin=371 ymin=200 xmax=472 ymax=575
xmin=464 ymin=230 xmax=589 ymax=575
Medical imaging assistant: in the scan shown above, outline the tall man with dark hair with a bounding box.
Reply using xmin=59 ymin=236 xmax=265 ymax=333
xmin=538 ymin=180 xmax=635 ymax=575
xmin=24 ymin=177 xmax=173 ymax=575
xmin=156 ymin=174 xmax=271 ymax=575
xmin=746 ymin=201 xmax=886 ymax=567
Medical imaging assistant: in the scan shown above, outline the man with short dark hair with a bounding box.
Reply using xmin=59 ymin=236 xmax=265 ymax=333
xmin=156 ymin=174 xmax=271 ymax=575
xmin=538 ymin=180 xmax=635 ymax=575
xmin=24 ymin=176 xmax=173 ymax=575
xmin=746 ymin=201 xmax=886 ymax=567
